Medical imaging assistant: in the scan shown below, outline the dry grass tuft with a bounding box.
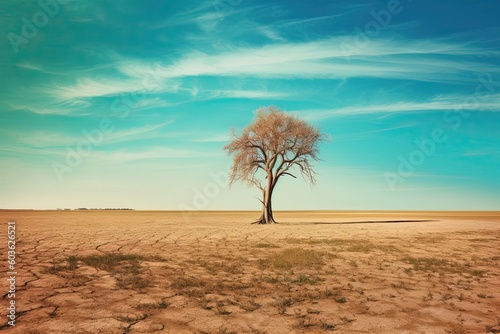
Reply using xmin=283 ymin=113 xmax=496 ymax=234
xmin=405 ymin=257 xmax=485 ymax=276
xmin=114 ymin=313 xmax=148 ymax=323
xmin=273 ymin=297 xmax=293 ymax=315
xmin=239 ymin=299 xmax=261 ymax=312
xmin=197 ymin=260 xmax=242 ymax=275
xmin=284 ymin=238 xmax=399 ymax=254
xmin=285 ymin=238 xmax=356 ymax=246
xmin=170 ymin=276 xmax=207 ymax=289
xmin=79 ymin=253 xmax=144 ymax=272
xmin=67 ymin=256 xmax=78 ymax=270
xmin=254 ymin=243 xmax=280 ymax=248
xmin=136 ymin=301 xmax=168 ymax=310
xmin=43 ymin=265 xmax=66 ymax=275
xmin=284 ymin=273 xmax=322 ymax=285
xmin=260 ymin=248 xmax=324 ymax=270
xmin=116 ymin=274 xmax=151 ymax=290
xmin=77 ymin=253 xmax=163 ymax=290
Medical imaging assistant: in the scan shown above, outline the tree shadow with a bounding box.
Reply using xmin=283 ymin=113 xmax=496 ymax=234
xmin=312 ymin=220 xmax=436 ymax=225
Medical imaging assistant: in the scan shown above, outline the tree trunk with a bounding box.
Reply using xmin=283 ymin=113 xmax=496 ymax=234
xmin=255 ymin=179 xmax=277 ymax=224
xmin=267 ymin=184 xmax=276 ymax=223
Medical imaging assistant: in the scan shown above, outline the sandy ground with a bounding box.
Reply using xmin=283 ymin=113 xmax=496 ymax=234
xmin=0 ymin=210 xmax=499 ymax=334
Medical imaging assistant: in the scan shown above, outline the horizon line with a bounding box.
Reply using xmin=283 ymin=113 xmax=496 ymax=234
xmin=1 ymin=209 xmax=499 ymax=213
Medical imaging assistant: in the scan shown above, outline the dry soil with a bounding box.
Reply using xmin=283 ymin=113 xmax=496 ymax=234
xmin=0 ymin=210 xmax=499 ymax=333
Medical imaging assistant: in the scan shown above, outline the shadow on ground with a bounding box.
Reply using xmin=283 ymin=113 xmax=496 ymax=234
xmin=310 ymin=220 xmax=437 ymax=225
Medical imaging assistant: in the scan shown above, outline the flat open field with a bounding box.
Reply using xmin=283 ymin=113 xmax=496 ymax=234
xmin=1 ymin=210 xmax=499 ymax=333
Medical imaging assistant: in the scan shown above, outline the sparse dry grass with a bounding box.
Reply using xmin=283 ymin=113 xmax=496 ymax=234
xmin=284 ymin=273 xmax=322 ymax=285
xmin=79 ymin=253 xmax=144 ymax=271
xmin=284 ymin=238 xmax=400 ymax=253
xmin=197 ymin=259 xmax=243 ymax=274
xmin=170 ymin=276 xmax=207 ymax=289
xmin=259 ymin=247 xmax=324 ymax=270
xmin=43 ymin=265 xmax=66 ymax=275
xmin=273 ymin=297 xmax=293 ymax=315
xmin=116 ymin=274 xmax=151 ymax=290
xmin=43 ymin=255 xmax=79 ymax=274
xmin=136 ymin=301 xmax=168 ymax=310
xmin=67 ymin=255 xmax=77 ymax=270
xmin=254 ymin=243 xmax=280 ymax=248
xmin=114 ymin=313 xmax=148 ymax=323
xmin=285 ymin=238 xmax=357 ymax=246
xmin=404 ymin=257 xmax=486 ymax=276
xmin=74 ymin=253 xmax=164 ymax=290
xmin=239 ymin=299 xmax=261 ymax=312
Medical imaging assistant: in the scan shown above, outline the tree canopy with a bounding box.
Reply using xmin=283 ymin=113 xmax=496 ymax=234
xmin=224 ymin=106 xmax=326 ymax=224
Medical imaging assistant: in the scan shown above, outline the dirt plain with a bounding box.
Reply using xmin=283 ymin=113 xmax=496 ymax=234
xmin=0 ymin=210 xmax=499 ymax=334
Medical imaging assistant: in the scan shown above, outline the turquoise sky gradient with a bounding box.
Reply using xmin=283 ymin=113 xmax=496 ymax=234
xmin=1 ymin=0 xmax=499 ymax=210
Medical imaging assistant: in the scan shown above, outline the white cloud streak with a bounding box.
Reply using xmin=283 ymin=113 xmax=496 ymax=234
xmin=0 ymin=145 xmax=216 ymax=163
xmin=5 ymin=119 xmax=176 ymax=148
xmin=45 ymin=77 xmax=163 ymax=100
xmin=297 ymin=93 xmax=500 ymax=119
xmin=116 ymin=37 xmax=499 ymax=83
xmin=99 ymin=147 xmax=216 ymax=162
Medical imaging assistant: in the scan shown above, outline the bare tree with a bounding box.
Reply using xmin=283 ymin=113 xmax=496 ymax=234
xmin=224 ymin=106 xmax=326 ymax=224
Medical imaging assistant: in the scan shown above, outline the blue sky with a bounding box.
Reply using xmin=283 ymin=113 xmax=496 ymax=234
xmin=1 ymin=0 xmax=499 ymax=210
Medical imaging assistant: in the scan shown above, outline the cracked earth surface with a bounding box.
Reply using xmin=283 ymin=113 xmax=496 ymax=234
xmin=0 ymin=210 xmax=499 ymax=333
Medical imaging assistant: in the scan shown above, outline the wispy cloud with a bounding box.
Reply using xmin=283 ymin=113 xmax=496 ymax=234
xmin=297 ymin=93 xmax=500 ymax=120
xmin=4 ymin=101 xmax=93 ymax=116
xmin=45 ymin=77 xmax=163 ymax=100
xmin=5 ymin=119 xmax=176 ymax=148
xmin=209 ymin=89 xmax=288 ymax=99
xmin=329 ymin=123 xmax=419 ymax=142
xmin=461 ymin=149 xmax=500 ymax=157
xmin=388 ymin=186 xmax=459 ymax=192
xmin=99 ymin=147 xmax=217 ymax=162
xmin=30 ymin=32 xmax=499 ymax=105
xmin=114 ymin=37 xmax=499 ymax=84
xmin=6 ymin=104 xmax=70 ymax=116
xmin=104 ymin=119 xmax=176 ymax=144
xmin=0 ymin=145 xmax=65 ymax=157
xmin=152 ymin=2 xmax=262 ymax=32
xmin=256 ymin=26 xmax=286 ymax=42
xmin=192 ymin=133 xmax=230 ymax=143
xmin=16 ymin=62 xmax=63 ymax=75
xmin=0 ymin=142 xmax=215 ymax=164
xmin=280 ymin=14 xmax=347 ymax=28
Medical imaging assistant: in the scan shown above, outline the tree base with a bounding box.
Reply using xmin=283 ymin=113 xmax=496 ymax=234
xmin=251 ymin=217 xmax=278 ymax=225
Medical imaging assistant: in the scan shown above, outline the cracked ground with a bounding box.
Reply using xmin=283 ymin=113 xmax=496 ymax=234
xmin=0 ymin=210 xmax=499 ymax=333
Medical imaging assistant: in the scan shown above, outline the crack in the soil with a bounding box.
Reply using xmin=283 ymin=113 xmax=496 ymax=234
xmin=0 ymin=306 xmax=45 ymax=330
xmin=96 ymin=242 xmax=111 ymax=252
